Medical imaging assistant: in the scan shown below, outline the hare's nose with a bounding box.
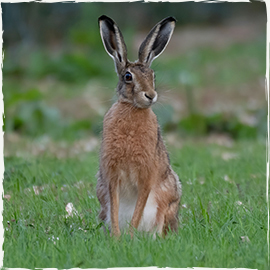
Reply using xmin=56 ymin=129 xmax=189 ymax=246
xmin=145 ymin=93 xmax=154 ymax=100
xmin=145 ymin=93 xmax=158 ymax=103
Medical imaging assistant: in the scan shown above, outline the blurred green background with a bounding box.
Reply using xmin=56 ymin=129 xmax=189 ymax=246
xmin=2 ymin=2 xmax=267 ymax=157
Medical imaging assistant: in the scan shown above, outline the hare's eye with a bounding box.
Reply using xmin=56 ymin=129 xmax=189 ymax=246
xmin=124 ymin=72 xmax=132 ymax=82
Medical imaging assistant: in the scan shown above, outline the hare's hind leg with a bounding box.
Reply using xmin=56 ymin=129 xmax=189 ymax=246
xmin=96 ymin=171 xmax=109 ymax=223
xmin=96 ymin=171 xmax=121 ymax=236
xmin=163 ymin=199 xmax=180 ymax=235
xmin=161 ymin=167 xmax=182 ymax=235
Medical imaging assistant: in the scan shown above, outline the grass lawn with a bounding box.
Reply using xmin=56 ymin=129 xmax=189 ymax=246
xmin=3 ymin=139 xmax=267 ymax=269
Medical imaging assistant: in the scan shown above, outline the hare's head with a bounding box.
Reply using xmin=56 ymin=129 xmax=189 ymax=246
xmin=99 ymin=15 xmax=175 ymax=109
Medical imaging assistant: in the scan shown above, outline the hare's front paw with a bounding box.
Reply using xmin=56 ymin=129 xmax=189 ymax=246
xmin=111 ymin=228 xmax=121 ymax=238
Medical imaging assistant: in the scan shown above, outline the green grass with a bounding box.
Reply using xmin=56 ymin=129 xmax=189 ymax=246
xmin=3 ymin=140 xmax=267 ymax=269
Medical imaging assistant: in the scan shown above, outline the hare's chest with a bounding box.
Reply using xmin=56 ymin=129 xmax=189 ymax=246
xmin=104 ymin=120 xmax=157 ymax=164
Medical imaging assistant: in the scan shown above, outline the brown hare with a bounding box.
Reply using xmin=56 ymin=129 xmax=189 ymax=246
xmin=96 ymin=15 xmax=182 ymax=237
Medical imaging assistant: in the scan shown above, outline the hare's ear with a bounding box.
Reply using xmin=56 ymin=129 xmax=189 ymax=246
xmin=138 ymin=17 xmax=176 ymax=67
xmin=99 ymin=15 xmax=127 ymax=72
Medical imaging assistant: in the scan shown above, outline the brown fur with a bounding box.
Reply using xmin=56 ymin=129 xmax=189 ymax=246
xmin=96 ymin=15 xmax=182 ymax=237
xmin=97 ymin=102 xmax=182 ymax=236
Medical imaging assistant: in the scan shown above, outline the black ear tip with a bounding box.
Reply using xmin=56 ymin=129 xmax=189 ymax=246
xmin=160 ymin=16 xmax=177 ymax=25
xmin=98 ymin=15 xmax=115 ymax=25
xmin=166 ymin=16 xmax=177 ymax=23
xmin=98 ymin=15 xmax=107 ymax=21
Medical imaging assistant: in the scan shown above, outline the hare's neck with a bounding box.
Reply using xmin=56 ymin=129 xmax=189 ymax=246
xmin=117 ymin=101 xmax=152 ymax=118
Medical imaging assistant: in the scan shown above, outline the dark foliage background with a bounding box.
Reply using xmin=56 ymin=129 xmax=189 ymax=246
xmin=2 ymin=2 xmax=267 ymax=154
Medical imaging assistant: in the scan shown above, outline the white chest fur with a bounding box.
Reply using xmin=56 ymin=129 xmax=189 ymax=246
xmin=118 ymin=189 xmax=157 ymax=232
xmin=106 ymin=169 xmax=158 ymax=232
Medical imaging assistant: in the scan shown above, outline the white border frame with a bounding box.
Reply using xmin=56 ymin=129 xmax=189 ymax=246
xmin=0 ymin=1 xmax=268 ymax=270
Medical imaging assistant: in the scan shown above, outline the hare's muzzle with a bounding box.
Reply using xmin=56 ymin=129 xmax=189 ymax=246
xmin=142 ymin=91 xmax=158 ymax=106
